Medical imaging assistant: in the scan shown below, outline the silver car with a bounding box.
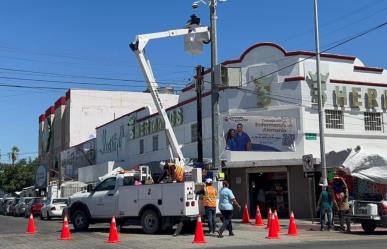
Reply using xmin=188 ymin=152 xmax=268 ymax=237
xmin=14 ymin=197 xmax=34 ymax=217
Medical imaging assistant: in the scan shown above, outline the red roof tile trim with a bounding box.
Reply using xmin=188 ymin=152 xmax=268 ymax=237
xmin=54 ymin=96 xmax=67 ymax=109
xmin=284 ymin=76 xmax=305 ymax=82
xmin=354 ymin=66 xmax=384 ymax=73
xmin=222 ymin=42 xmax=356 ymax=65
xmin=330 ymin=79 xmax=387 ymax=88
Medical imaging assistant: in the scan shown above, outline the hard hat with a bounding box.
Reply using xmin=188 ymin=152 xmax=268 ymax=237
xmin=205 ymin=178 xmax=213 ymax=184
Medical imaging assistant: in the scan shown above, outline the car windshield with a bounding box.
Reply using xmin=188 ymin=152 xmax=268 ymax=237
xmin=52 ymin=199 xmax=68 ymax=204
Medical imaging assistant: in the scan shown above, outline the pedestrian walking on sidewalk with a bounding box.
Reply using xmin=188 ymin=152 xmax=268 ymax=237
xmin=217 ymin=180 xmax=241 ymax=238
xmin=317 ymin=186 xmax=333 ymax=231
xmin=196 ymin=178 xmax=218 ymax=235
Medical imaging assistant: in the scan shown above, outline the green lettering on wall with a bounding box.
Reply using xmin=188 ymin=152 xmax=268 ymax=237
xmin=334 ymin=86 xmax=347 ymax=107
xmin=351 ymin=87 xmax=362 ymax=108
xmin=384 ymin=90 xmax=387 ymax=109
xmin=367 ymin=89 xmax=378 ymax=108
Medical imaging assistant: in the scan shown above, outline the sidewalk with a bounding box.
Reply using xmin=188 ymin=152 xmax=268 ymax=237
xmin=232 ymin=218 xmax=365 ymax=232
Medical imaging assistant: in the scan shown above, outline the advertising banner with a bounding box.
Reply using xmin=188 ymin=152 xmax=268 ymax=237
xmin=35 ymin=165 xmax=48 ymax=189
xmin=223 ymin=115 xmax=297 ymax=152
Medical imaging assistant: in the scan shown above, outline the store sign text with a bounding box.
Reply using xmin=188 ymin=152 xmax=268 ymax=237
xmin=332 ymin=87 xmax=387 ymax=109
xmin=129 ymin=108 xmax=183 ymax=139
xmin=100 ymin=124 xmax=125 ymax=154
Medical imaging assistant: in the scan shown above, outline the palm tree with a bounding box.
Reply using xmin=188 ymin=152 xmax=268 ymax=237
xmin=8 ymin=146 xmax=20 ymax=165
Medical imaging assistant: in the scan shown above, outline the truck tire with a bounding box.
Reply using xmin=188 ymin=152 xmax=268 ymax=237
xmin=361 ymin=221 xmax=376 ymax=234
xmin=71 ymin=209 xmax=90 ymax=232
xmin=141 ymin=209 xmax=161 ymax=234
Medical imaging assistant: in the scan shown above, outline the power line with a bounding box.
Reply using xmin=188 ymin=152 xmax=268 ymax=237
xmin=0 ymin=68 xmax=188 ymax=86
xmin=0 ymin=75 xmax=186 ymax=89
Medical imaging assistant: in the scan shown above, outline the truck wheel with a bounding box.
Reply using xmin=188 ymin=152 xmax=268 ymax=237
xmin=361 ymin=221 xmax=376 ymax=234
xmin=72 ymin=210 xmax=90 ymax=232
xmin=141 ymin=209 xmax=160 ymax=234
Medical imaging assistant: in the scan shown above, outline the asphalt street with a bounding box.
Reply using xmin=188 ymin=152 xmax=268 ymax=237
xmin=0 ymin=215 xmax=387 ymax=249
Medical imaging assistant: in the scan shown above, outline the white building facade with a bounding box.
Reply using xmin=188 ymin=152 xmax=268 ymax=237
xmin=38 ymin=89 xmax=179 ymax=183
xmin=90 ymin=43 xmax=386 ymax=218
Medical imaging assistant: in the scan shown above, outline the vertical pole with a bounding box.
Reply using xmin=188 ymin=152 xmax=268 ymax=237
xmin=313 ymin=0 xmax=327 ymax=187
xmin=210 ymin=0 xmax=220 ymax=171
xmin=196 ymin=65 xmax=204 ymax=165
xmin=308 ymin=177 xmax=314 ymax=223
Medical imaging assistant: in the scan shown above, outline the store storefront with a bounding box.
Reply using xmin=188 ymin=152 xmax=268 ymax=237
xmin=248 ymin=172 xmax=289 ymax=217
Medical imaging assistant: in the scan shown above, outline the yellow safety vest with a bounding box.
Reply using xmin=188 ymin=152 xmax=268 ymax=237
xmin=175 ymin=165 xmax=185 ymax=182
xmin=203 ymin=186 xmax=217 ymax=208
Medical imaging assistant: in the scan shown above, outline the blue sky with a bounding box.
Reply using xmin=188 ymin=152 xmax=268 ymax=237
xmin=0 ymin=0 xmax=386 ymax=162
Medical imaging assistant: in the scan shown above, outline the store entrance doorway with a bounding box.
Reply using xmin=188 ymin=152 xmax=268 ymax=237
xmin=249 ymin=172 xmax=289 ymax=218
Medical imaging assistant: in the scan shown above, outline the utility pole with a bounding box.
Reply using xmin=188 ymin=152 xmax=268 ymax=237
xmin=210 ymin=0 xmax=220 ymax=171
xmin=313 ymin=0 xmax=327 ymax=187
xmin=195 ymin=65 xmax=204 ymax=165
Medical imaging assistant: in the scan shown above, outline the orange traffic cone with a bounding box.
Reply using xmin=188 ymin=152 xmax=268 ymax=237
xmin=26 ymin=213 xmax=36 ymax=234
xmin=254 ymin=205 xmax=264 ymax=226
xmin=106 ymin=216 xmax=121 ymax=243
xmin=58 ymin=214 xmax=73 ymax=240
xmin=266 ymin=213 xmax=280 ymax=239
xmin=287 ymin=211 xmax=298 ymax=236
xmin=192 ymin=214 xmax=206 ymax=244
xmin=265 ymin=208 xmax=272 ymax=229
xmin=274 ymin=210 xmax=281 ymax=232
xmin=241 ymin=204 xmax=250 ymax=224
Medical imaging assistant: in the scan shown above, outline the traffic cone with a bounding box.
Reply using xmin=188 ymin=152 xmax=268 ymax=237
xmin=106 ymin=216 xmax=121 ymax=243
xmin=274 ymin=210 xmax=281 ymax=232
xmin=287 ymin=211 xmax=298 ymax=236
xmin=192 ymin=214 xmax=206 ymax=244
xmin=254 ymin=205 xmax=264 ymax=226
xmin=26 ymin=213 xmax=36 ymax=234
xmin=241 ymin=204 xmax=250 ymax=224
xmin=266 ymin=213 xmax=280 ymax=239
xmin=265 ymin=208 xmax=272 ymax=229
xmin=58 ymin=214 xmax=73 ymax=240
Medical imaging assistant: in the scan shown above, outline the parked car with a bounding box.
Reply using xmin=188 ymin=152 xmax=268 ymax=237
xmin=41 ymin=198 xmax=68 ymax=220
xmin=0 ymin=198 xmax=12 ymax=215
xmin=24 ymin=197 xmax=42 ymax=218
xmin=9 ymin=198 xmax=21 ymax=216
xmin=4 ymin=198 xmax=16 ymax=216
xmin=29 ymin=198 xmax=45 ymax=217
xmin=14 ymin=197 xmax=34 ymax=217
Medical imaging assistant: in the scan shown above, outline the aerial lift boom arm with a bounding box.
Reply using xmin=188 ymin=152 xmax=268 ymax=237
xmin=130 ymin=26 xmax=209 ymax=163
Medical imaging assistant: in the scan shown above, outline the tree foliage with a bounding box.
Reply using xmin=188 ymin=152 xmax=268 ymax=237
xmin=0 ymin=157 xmax=40 ymax=193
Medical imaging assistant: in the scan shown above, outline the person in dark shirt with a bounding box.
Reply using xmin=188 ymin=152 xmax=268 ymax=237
xmin=235 ymin=123 xmax=251 ymax=151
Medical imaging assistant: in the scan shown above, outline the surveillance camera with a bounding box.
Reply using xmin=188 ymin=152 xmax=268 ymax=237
xmin=192 ymin=2 xmax=199 ymax=8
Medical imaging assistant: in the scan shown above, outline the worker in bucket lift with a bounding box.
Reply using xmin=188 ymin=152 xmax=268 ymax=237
xmin=196 ymin=178 xmax=218 ymax=235
xmin=157 ymin=161 xmax=185 ymax=183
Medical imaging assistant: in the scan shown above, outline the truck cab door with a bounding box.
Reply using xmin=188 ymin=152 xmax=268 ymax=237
xmin=89 ymin=177 xmax=118 ymax=218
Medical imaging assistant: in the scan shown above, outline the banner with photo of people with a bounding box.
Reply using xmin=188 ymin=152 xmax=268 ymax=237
xmin=223 ymin=115 xmax=297 ymax=152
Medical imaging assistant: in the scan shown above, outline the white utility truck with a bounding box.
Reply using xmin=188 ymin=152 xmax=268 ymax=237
xmin=68 ymin=17 xmax=217 ymax=234
xmin=68 ymin=168 xmax=200 ymax=234
xmin=340 ymin=145 xmax=387 ymax=233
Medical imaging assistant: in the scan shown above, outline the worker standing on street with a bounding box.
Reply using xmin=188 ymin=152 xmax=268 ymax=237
xmin=196 ymin=178 xmax=218 ymax=235
xmin=217 ymin=180 xmax=241 ymax=238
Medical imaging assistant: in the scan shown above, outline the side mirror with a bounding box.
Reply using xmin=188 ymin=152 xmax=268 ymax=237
xmin=86 ymin=184 xmax=94 ymax=192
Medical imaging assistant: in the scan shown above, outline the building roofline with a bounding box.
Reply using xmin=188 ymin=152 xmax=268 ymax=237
xmin=222 ymin=42 xmax=357 ymax=65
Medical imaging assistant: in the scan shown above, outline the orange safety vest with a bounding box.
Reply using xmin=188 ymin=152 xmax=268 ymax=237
xmin=175 ymin=165 xmax=185 ymax=182
xmin=203 ymin=186 xmax=217 ymax=208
